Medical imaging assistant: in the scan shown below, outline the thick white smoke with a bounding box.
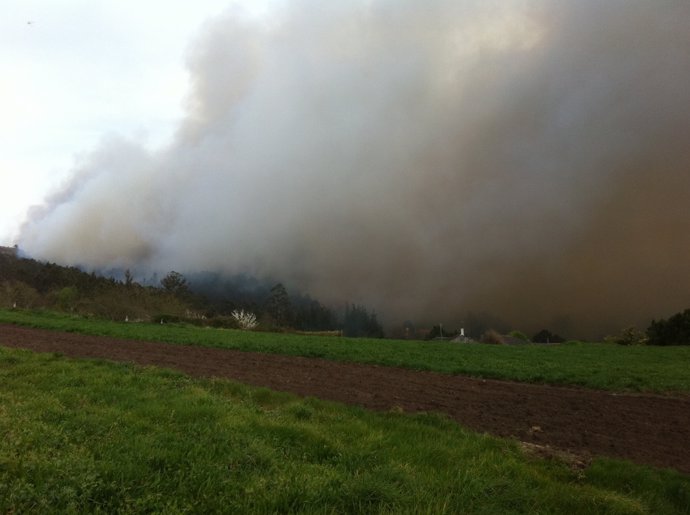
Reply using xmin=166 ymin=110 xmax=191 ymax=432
xmin=19 ymin=0 xmax=690 ymax=337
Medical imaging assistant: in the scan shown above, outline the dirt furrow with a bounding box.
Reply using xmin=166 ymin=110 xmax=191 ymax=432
xmin=1 ymin=324 xmax=689 ymax=473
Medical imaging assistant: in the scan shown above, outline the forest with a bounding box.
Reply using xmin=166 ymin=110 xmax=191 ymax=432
xmin=0 ymin=251 xmax=384 ymax=338
xmin=2 ymin=250 xmax=688 ymax=345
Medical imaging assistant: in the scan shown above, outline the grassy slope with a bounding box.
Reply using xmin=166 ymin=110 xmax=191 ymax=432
xmin=2 ymin=309 xmax=690 ymax=393
xmin=1 ymin=346 xmax=688 ymax=514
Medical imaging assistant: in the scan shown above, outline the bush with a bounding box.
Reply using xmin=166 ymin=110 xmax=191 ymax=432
xmin=604 ymin=327 xmax=648 ymax=346
xmin=509 ymin=330 xmax=530 ymax=342
xmin=481 ymin=329 xmax=506 ymax=345
xmin=231 ymin=309 xmax=259 ymax=330
xmin=55 ymin=286 xmax=79 ymax=311
xmin=1 ymin=281 xmax=43 ymax=309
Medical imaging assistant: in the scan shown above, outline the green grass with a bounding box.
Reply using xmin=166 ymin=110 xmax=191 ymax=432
xmin=2 ymin=308 xmax=690 ymax=393
xmin=1 ymin=346 xmax=688 ymax=514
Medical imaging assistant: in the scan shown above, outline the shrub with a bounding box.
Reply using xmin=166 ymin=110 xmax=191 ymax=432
xmin=509 ymin=330 xmax=530 ymax=342
xmin=55 ymin=286 xmax=79 ymax=311
xmin=604 ymin=327 xmax=648 ymax=346
xmin=1 ymin=281 xmax=43 ymax=309
xmin=231 ymin=309 xmax=259 ymax=330
xmin=481 ymin=329 xmax=506 ymax=345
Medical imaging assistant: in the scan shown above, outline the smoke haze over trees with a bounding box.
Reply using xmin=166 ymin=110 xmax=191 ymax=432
xmin=0 ymin=252 xmax=343 ymax=332
xmin=17 ymin=1 xmax=690 ymax=338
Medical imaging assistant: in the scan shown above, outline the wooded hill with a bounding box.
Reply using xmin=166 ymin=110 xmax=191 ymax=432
xmin=0 ymin=252 xmax=384 ymax=337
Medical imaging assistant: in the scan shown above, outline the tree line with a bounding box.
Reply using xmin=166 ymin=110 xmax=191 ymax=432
xmin=4 ymin=252 xmax=688 ymax=344
xmin=0 ymin=253 xmax=384 ymax=338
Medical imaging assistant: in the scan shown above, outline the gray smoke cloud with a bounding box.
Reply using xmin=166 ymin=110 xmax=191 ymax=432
xmin=19 ymin=0 xmax=690 ymax=337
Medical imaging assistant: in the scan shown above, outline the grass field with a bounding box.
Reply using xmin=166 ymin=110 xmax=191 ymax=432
xmin=2 ymin=309 xmax=689 ymax=393
xmin=1 ymin=346 xmax=688 ymax=513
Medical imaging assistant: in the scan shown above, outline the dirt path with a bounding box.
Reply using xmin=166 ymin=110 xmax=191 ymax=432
xmin=1 ymin=324 xmax=689 ymax=474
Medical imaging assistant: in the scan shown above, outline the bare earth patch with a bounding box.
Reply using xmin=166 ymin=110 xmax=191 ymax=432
xmin=2 ymin=324 xmax=688 ymax=474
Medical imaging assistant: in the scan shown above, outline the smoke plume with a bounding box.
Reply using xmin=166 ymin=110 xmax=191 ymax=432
xmin=19 ymin=0 xmax=690 ymax=337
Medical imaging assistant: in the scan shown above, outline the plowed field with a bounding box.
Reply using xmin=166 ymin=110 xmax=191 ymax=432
xmin=2 ymin=324 xmax=688 ymax=473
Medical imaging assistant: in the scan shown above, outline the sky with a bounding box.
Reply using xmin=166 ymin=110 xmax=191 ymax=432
xmin=4 ymin=1 xmax=690 ymax=337
xmin=1 ymin=0 xmax=274 ymax=245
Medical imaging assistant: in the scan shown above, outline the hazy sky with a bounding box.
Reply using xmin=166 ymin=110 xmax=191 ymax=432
xmin=5 ymin=1 xmax=690 ymax=337
xmin=1 ymin=0 xmax=274 ymax=245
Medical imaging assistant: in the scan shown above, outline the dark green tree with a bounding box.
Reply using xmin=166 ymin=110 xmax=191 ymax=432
xmin=647 ymin=309 xmax=690 ymax=345
xmin=124 ymin=269 xmax=134 ymax=288
xmin=160 ymin=271 xmax=190 ymax=298
xmin=426 ymin=325 xmax=458 ymax=340
xmin=266 ymin=283 xmax=293 ymax=327
xmin=343 ymin=304 xmax=384 ymax=338
xmin=532 ymin=329 xmax=565 ymax=344
xmin=293 ymin=298 xmax=337 ymax=331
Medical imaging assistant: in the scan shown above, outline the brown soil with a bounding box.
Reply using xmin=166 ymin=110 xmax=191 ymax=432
xmin=2 ymin=324 xmax=689 ymax=474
